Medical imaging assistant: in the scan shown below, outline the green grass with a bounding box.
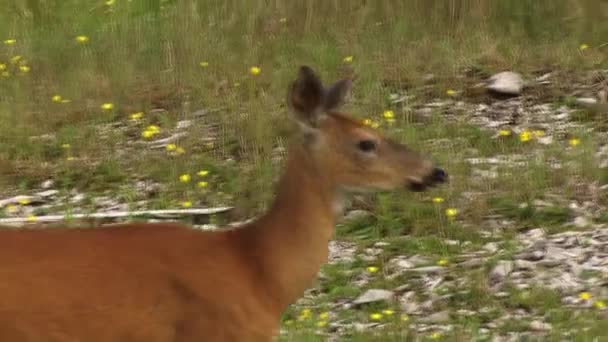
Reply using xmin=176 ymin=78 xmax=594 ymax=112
xmin=2 ymin=1 xmax=608 ymax=340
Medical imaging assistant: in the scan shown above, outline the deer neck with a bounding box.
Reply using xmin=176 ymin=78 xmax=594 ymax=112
xmin=243 ymin=143 xmax=339 ymax=312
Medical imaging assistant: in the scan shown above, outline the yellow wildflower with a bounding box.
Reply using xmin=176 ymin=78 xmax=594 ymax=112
xmin=498 ymin=129 xmax=512 ymax=137
xmin=197 ymin=170 xmax=209 ymax=177
xmin=298 ymin=308 xmax=312 ymax=321
xmin=175 ymin=147 xmax=186 ymax=155
xmin=75 ymin=35 xmax=89 ymax=43
xmin=129 ymin=112 xmax=144 ymax=121
xmin=105 ymin=0 xmax=115 ymax=5
xmin=197 ymin=181 xmax=208 ymax=188
xmin=10 ymin=55 xmax=22 ymax=64
xmin=4 ymin=39 xmax=16 ymax=45
xmin=316 ymin=320 xmax=327 ymax=327
xmin=445 ymin=208 xmax=458 ymax=218
xmin=400 ymin=314 xmax=409 ymax=322
xmin=432 ymin=197 xmax=444 ymax=203
xmin=382 ymin=309 xmax=394 ymax=316
xmin=533 ymin=130 xmax=545 ymax=138
xmin=19 ymin=65 xmax=30 ymax=73
xmin=519 ymin=130 xmax=531 ymax=142
xmin=0 ymin=63 xmax=6 ymax=71
xmin=61 ymin=143 xmax=71 ymax=149
xmin=437 ymin=258 xmax=449 ymax=266
xmin=26 ymin=214 xmax=37 ymax=222
xmin=318 ymin=312 xmax=330 ymax=320
xmin=569 ymin=138 xmax=580 ymax=147
xmin=580 ymin=292 xmax=591 ymax=300
xmin=343 ymin=56 xmax=353 ymax=63
xmin=363 ymin=119 xmax=380 ymax=129
xmin=166 ymin=144 xmax=177 ymax=151
xmin=52 ymin=95 xmax=63 ymax=103
xmin=199 ymin=61 xmax=209 ymax=68
xmin=383 ymin=110 xmax=395 ymax=123
xmin=18 ymin=198 xmax=30 ymax=205
xmin=594 ymin=300 xmax=606 ymax=309
xmin=446 ymin=89 xmax=456 ymax=96
xmin=66 ymin=156 xmax=75 ymax=161
xmin=366 ymin=266 xmax=379 ymax=273
xmin=279 ymin=17 xmax=287 ymax=23
xmin=179 ymin=174 xmax=191 ymax=183
xmin=141 ymin=130 xmax=155 ymax=139
xmin=430 ymin=332 xmax=442 ymax=339
xmin=579 ymin=43 xmax=589 ymax=51
xmin=101 ymin=103 xmax=114 ymax=111
xmin=181 ymin=201 xmax=192 ymax=208
xmin=249 ymin=66 xmax=261 ymax=76
xmin=369 ymin=313 xmax=383 ymax=321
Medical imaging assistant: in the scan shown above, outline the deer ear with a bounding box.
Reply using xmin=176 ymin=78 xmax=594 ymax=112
xmin=287 ymin=66 xmax=325 ymax=128
xmin=323 ymin=79 xmax=352 ymax=112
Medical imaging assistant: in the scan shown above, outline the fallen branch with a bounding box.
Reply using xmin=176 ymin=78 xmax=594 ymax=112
xmin=0 ymin=207 xmax=233 ymax=226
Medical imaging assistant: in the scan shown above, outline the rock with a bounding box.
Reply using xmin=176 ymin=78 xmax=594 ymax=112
xmin=514 ymin=260 xmax=535 ymax=271
xmin=399 ymin=292 xmax=420 ymax=314
xmin=575 ymin=97 xmax=598 ymax=106
xmin=328 ymin=241 xmax=356 ymax=264
xmin=352 ymin=289 xmax=395 ymax=306
xmin=529 ymin=320 xmax=552 ymax=331
xmin=489 ymin=261 xmax=513 ymax=286
xmin=175 ymin=120 xmax=192 ymax=130
xmin=487 ymin=71 xmax=524 ymax=95
xmin=342 ymin=210 xmax=372 ymax=222
xmin=573 ymin=216 xmax=591 ymax=228
xmin=40 ymin=179 xmax=54 ymax=189
xmin=36 ymin=190 xmax=58 ymax=198
xmin=483 ymin=242 xmax=499 ymax=254
xmin=418 ymin=310 xmax=450 ymax=324
xmin=389 ymin=256 xmax=415 ymax=271
xmin=411 ymin=266 xmax=444 ymax=274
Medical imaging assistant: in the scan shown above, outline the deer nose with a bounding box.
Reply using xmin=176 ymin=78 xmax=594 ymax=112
xmin=429 ymin=168 xmax=447 ymax=184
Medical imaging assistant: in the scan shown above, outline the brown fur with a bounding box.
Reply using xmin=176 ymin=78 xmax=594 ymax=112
xmin=0 ymin=67 xmax=445 ymax=341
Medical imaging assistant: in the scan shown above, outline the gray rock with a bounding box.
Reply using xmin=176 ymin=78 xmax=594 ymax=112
xmin=343 ymin=210 xmax=372 ymax=222
xmin=40 ymin=179 xmax=54 ymax=189
xmin=487 ymin=71 xmax=524 ymax=95
xmin=529 ymin=320 xmax=552 ymax=331
xmin=352 ymin=289 xmax=395 ymax=305
xmin=418 ymin=310 xmax=450 ymax=324
xmin=514 ymin=260 xmax=535 ymax=271
xmin=575 ymin=97 xmax=598 ymax=106
xmin=483 ymin=242 xmax=499 ymax=254
xmin=489 ymin=261 xmax=513 ymax=285
xmin=411 ymin=266 xmax=444 ymax=274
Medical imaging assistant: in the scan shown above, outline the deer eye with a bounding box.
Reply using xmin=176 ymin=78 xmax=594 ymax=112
xmin=357 ymin=140 xmax=376 ymax=152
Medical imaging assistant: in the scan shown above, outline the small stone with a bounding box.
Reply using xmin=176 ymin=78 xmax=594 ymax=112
xmin=40 ymin=179 xmax=54 ymax=189
xmin=352 ymin=289 xmax=395 ymax=306
xmin=343 ymin=210 xmax=372 ymax=222
xmin=418 ymin=310 xmax=450 ymax=324
xmin=489 ymin=260 xmax=513 ymax=285
xmin=514 ymin=260 xmax=535 ymax=271
xmin=575 ymin=97 xmax=598 ymax=106
xmin=530 ymin=320 xmax=552 ymax=331
xmin=36 ymin=189 xmax=58 ymax=198
xmin=483 ymin=242 xmax=499 ymax=254
xmin=487 ymin=71 xmax=524 ymax=95
xmin=573 ymin=216 xmax=590 ymax=228
xmin=494 ymin=292 xmax=509 ymax=298
xmin=411 ymin=266 xmax=444 ymax=274
xmin=175 ymin=120 xmax=192 ymax=130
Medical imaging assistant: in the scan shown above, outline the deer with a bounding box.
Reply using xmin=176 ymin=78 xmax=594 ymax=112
xmin=0 ymin=66 xmax=446 ymax=341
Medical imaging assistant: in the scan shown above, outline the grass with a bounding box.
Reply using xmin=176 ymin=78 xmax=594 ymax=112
xmin=2 ymin=0 xmax=608 ymax=340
